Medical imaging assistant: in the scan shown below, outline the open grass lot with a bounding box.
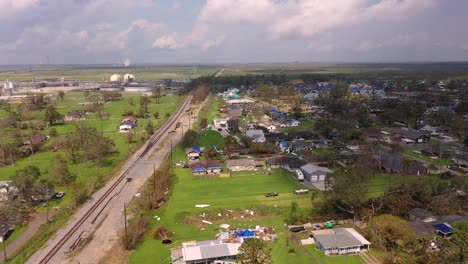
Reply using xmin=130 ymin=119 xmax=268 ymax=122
xmin=280 ymin=118 xmax=316 ymax=133
xmin=196 ymin=129 xmax=225 ymax=149
xmin=0 ymin=65 xmax=220 ymax=81
xmin=222 ymin=62 xmax=468 ymax=80
xmin=129 ymin=144 xmax=323 ymax=263
xmin=404 ymin=149 xmax=453 ymax=166
xmin=366 ymin=173 xmax=444 ymax=198
xmin=0 ymin=92 xmax=181 ymax=195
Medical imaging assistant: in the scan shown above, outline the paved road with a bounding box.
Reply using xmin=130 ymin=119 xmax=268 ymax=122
xmin=0 ymin=213 xmax=47 ymax=263
xmin=26 ymin=95 xmax=199 ymax=264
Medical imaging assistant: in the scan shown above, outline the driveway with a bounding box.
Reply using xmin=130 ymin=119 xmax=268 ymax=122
xmin=0 ymin=212 xmax=47 ymax=262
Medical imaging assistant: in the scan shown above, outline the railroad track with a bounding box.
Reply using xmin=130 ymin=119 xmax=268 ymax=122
xmin=38 ymin=93 xmax=192 ymax=264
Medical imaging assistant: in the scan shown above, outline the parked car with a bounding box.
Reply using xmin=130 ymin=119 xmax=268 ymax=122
xmin=294 ymin=189 xmax=309 ymax=195
xmin=265 ymin=192 xmax=278 ymax=197
xmin=55 ymin=192 xmax=66 ymax=199
xmin=289 ymin=226 xmax=306 ymax=232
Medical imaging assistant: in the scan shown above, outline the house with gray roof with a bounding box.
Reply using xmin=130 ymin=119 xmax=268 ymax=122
xmin=171 ymin=239 xmax=241 ymax=264
xmin=245 ymin=129 xmax=266 ymax=143
xmin=300 ymin=164 xmax=332 ymax=182
xmin=312 ymin=228 xmax=371 ymax=255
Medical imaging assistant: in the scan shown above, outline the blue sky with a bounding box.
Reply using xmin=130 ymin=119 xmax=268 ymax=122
xmin=0 ymin=0 xmax=467 ymax=64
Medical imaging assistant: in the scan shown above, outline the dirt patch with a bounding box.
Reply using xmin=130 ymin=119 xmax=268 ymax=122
xmin=99 ymin=241 xmax=130 ymax=264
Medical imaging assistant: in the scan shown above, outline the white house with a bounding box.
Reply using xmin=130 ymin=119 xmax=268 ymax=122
xmin=245 ymin=130 xmax=266 ymax=143
xmin=213 ymin=118 xmax=229 ymax=130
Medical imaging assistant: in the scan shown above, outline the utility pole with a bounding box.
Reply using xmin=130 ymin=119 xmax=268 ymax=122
xmin=124 ymin=203 xmax=128 ymax=250
xmin=170 ymin=139 xmax=173 ymax=165
xmin=153 ymin=164 xmax=156 ymax=189
xmin=2 ymin=240 xmax=6 ymax=261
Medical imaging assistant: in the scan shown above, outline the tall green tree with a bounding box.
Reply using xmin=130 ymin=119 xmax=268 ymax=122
xmin=13 ymin=165 xmax=41 ymax=204
xmin=50 ymin=155 xmax=76 ymax=185
xmin=451 ymin=222 xmax=468 ymax=262
xmin=44 ymin=105 xmax=64 ymax=126
xmin=57 ymin=91 xmax=65 ymax=101
xmin=237 ymin=238 xmax=272 ymax=264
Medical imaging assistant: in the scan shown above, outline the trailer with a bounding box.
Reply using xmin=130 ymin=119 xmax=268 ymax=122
xmin=295 ymin=169 xmax=304 ymax=181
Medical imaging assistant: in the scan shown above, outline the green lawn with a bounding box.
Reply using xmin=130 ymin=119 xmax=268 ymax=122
xmin=404 ymin=149 xmax=453 ymax=166
xmin=130 ymin=147 xmax=316 ymax=263
xmin=207 ymin=99 xmax=224 ymax=124
xmin=280 ymin=119 xmax=316 ymax=133
xmin=0 ymin=92 xmax=181 ymax=205
xmin=366 ymin=173 xmax=443 ymax=198
xmin=0 ymin=66 xmax=219 ymax=81
xmin=196 ymin=129 xmax=225 ymax=148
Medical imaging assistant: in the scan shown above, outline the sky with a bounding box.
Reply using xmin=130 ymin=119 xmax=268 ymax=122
xmin=1 ymin=0 xmax=468 ymax=65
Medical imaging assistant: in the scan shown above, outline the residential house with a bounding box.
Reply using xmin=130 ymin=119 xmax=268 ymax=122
xmin=384 ymin=128 xmax=430 ymax=144
xmin=245 ymin=130 xmax=266 ymax=143
xmin=189 ymin=160 xmax=223 ymax=176
xmin=171 ymin=240 xmax=241 ymax=264
xmin=408 ymin=208 xmax=438 ymax=223
xmin=267 ymin=156 xmax=306 ymax=172
xmin=119 ymin=116 xmax=138 ymax=131
xmin=279 ymin=141 xmax=290 ymax=152
xmin=453 ymin=152 xmax=468 ymax=168
xmin=290 ymin=139 xmax=308 ymax=152
xmin=312 ymin=228 xmax=371 ymax=255
xmin=439 ymin=134 xmax=458 ymax=143
xmin=433 ymin=223 xmax=452 ymax=237
xmin=344 ymin=140 xmax=366 ymax=151
xmin=225 ymin=159 xmax=264 ymax=171
xmin=24 ymin=133 xmax=49 ymax=153
xmin=239 ymin=122 xmax=256 ymax=132
xmin=300 ymin=164 xmax=332 ymax=182
xmin=0 ymin=181 xmax=18 ymax=202
xmin=289 ymin=131 xmax=318 ymax=140
xmin=228 ymin=108 xmax=243 ymax=120
xmin=213 ymin=118 xmax=230 ymax=130
xmin=0 ymin=216 xmax=16 ymax=243
xmin=64 ymin=110 xmax=86 ymax=121
xmin=421 ymin=147 xmax=451 ymax=159
xmin=361 ymin=128 xmax=391 ymax=143
xmin=280 ymin=118 xmax=300 ymax=127
xmin=186 ymin=147 xmax=203 ymax=160
xmin=377 ymin=153 xmax=428 ymax=175
xmin=264 ymin=132 xmax=287 ymax=144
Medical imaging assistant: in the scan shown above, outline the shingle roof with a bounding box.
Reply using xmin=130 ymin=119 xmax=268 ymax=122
xmin=267 ymin=156 xmax=306 ymax=169
xmin=409 ymin=208 xmax=435 ymax=220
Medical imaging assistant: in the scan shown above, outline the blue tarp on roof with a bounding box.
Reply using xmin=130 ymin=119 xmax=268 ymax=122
xmin=351 ymin=87 xmax=361 ymax=92
xmin=234 ymin=230 xmax=256 ymax=237
xmin=230 ymin=93 xmax=241 ymax=99
xmin=193 ymin=165 xmax=206 ymax=172
xmin=227 ymin=87 xmax=238 ymax=91
xmin=433 ymin=223 xmax=452 ymax=235
xmin=192 ymin=146 xmax=201 ymax=153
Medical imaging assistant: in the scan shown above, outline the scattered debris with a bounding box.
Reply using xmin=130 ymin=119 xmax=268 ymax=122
xmin=195 ymin=204 xmax=210 ymax=208
xmin=220 ymin=224 xmax=230 ymax=229
xmin=134 ymin=193 xmax=141 ymax=197
xmin=202 ymin=220 xmax=213 ymax=225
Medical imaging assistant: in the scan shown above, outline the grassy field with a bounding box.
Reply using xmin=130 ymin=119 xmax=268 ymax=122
xmin=129 ymin=138 xmax=321 ymax=263
xmin=365 ymin=173 xmax=444 ymax=198
xmin=196 ymin=129 xmax=225 ymax=149
xmin=221 ymin=63 xmax=468 ymax=80
xmin=0 ymin=92 xmax=181 ymax=199
xmin=0 ymin=65 xmax=219 ymax=81
xmin=404 ymin=149 xmax=453 ymax=166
